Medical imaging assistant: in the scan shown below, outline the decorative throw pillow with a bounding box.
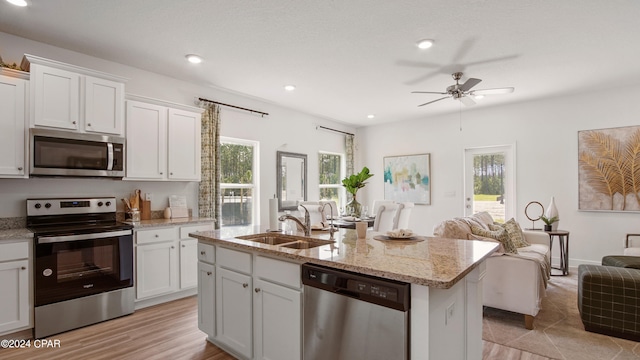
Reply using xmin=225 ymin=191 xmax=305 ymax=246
xmin=470 ymin=225 xmax=518 ymax=254
xmin=503 ymin=218 xmax=530 ymax=248
xmin=472 ymin=211 xmax=494 ymax=229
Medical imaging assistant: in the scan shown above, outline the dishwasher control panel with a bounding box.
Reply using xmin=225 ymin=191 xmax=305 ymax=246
xmin=302 ymin=263 xmax=410 ymax=311
xmin=348 ymin=280 xmax=399 ymax=302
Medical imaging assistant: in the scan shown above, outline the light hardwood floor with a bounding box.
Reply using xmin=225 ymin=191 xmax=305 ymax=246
xmin=1 ymin=296 xmax=551 ymax=360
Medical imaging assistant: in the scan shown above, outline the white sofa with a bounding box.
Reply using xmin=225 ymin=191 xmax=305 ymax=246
xmin=433 ymin=212 xmax=550 ymax=329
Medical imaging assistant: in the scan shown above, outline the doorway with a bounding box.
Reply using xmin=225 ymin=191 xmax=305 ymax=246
xmin=464 ymin=145 xmax=515 ymax=222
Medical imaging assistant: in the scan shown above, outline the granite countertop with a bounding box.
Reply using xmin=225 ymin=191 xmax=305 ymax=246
xmin=190 ymin=226 xmax=499 ymax=289
xmin=123 ymin=217 xmax=215 ymax=228
xmin=0 ymin=228 xmax=33 ymax=242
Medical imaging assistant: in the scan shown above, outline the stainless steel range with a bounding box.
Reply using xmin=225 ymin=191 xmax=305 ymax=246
xmin=27 ymin=197 xmax=135 ymax=338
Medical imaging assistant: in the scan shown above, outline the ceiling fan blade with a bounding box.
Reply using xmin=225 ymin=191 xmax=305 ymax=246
xmin=418 ymin=96 xmax=450 ymax=107
xmin=411 ymin=91 xmax=448 ymax=95
xmin=470 ymin=87 xmax=515 ymax=95
xmin=459 ymin=78 xmax=482 ymax=91
xmin=459 ymin=96 xmax=476 ymax=106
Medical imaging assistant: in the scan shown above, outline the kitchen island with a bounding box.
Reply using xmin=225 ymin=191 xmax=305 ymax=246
xmin=190 ymin=226 xmax=498 ymax=360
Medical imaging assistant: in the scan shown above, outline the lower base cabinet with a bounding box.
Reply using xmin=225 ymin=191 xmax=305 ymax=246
xmin=198 ymin=244 xmax=302 ymax=360
xmin=254 ymin=279 xmax=301 ymax=360
xmin=0 ymin=258 xmax=30 ymax=334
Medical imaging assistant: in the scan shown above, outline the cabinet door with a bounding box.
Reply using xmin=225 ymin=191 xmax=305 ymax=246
xmin=167 ymin=108 xmax=201 ymax=181
xmin=136 ymin=242 xmax=178 ymax=299
xmin=84 ymin=76 xmax=124 ymax=135
xmin=216 ymin=267 xmax=253 ymax=359
xmin=254 ymin=279 xmax=301 ymax=360
xmin=0 ymin=259 xmax=30 ymax=333
xmin=125 ymin=101 xmax=167 ymax=180
xmin=31 ymin=64 xmax=80 ymax=130
xmin=179 ymin=239 xmax=198 ymax=289
xmin=198 ymin=262 xmax=215 ymax=337
xmin=0 ymin=75 xmax=26 ymax=177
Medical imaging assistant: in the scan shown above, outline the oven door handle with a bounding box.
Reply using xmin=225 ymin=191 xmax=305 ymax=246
xmin=37 ymin=229 xmax=133 ymax=244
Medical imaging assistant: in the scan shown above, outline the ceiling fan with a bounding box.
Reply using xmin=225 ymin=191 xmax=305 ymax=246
xmin=412 ymin=72 xmax=514 ymax=107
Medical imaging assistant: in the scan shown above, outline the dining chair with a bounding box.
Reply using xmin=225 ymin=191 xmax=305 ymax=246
xmin=319 ymin=200 xmax=339 ymax=219
xmin=373 ymin=203 xmax=400 ymax=232
xmin=394 ymin=202 xmax=415 ymax=229
xmin=298 ymin=201 xmax=326 ymax=228
xmin=371 ymin=200 xmax=395 ymax=217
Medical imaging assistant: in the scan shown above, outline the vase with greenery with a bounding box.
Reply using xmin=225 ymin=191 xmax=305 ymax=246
xmin=540 ymin=215 xmax=559 ymax=232
xmin=342 ymin=167 xmax=374 ymax=218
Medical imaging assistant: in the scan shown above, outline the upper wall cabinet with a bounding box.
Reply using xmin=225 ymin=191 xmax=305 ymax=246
xmin=21 ymin=54 xmax=127 ymax=136
xmin=125 ymin=95 xmax=202 ymax=181
xmin=0 ymin=69 xmax=29 ymax=178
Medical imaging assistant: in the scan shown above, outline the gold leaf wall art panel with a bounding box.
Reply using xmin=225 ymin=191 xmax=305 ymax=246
xmin=578 ymin=125 xmax=640 ymax=211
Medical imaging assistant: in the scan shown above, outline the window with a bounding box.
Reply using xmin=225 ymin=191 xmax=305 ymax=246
xmin=318 ymin=152 xmax=344 ymax=209
xmin=220 ymin=137 xmax=259 ymax=227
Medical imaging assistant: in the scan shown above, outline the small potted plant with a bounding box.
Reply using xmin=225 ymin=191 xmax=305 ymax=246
xmin=341 ymin=167 xmax=373 ymax=218
xmin=540 ymin=215 xmax=559 ymax=232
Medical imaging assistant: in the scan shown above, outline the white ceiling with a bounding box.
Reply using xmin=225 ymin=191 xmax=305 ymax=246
xmin=1 ymin=0 xmax=638 ymax=127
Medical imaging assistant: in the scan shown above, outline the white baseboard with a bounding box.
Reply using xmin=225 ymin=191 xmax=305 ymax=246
xmin=134 ymin=287 xmax=197 ymax=310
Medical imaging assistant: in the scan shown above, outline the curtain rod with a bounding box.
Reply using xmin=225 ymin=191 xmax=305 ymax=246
xmin=316 ymin=125 xmax=354 ymax=136
xmin=198 ymin=97 xmax=269 ymax=117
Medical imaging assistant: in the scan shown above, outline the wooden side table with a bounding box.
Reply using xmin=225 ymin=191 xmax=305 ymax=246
xmin=545 ymin=230 xmax=570 ymax=276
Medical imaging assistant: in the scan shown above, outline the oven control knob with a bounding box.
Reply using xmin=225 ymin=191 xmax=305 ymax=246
xmin=35 ymin=203 xmax=41 ymax=209
xmin=105 ymin=201 xmax=112 ymax=207
xmin=45 ymin=203 xmax=51 ymax=209
xmin=98 ymin=201 xmax=104 ymax=207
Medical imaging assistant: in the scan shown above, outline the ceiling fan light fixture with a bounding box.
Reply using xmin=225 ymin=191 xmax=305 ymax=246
xmin=416 ymin=39 xmax=434 ymax=50
xmin=474 ymin=94 xmax=485 ymax=100
xmin=284 ymin=85 xmax=296 ymax=91
xmin=185 ymin=54 xmax=203 ymax=64
xmin=6 ymin=0 xmax=28 ymax=6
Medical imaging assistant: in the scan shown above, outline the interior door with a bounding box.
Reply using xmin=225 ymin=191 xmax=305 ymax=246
xmin=463 ymin=145 xmax=515 ymax=222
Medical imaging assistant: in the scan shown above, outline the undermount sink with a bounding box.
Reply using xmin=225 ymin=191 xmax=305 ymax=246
xmin=236 ymin=234 xmax=333 ymax=249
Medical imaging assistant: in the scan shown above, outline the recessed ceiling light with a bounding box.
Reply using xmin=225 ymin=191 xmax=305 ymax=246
xmin=416 ymin=39 xmax=434 ymax=49
xmin=284 ymin=85 xmax=296 ymax=91
xmin=6 ymin=0 xmax=28 ymax=6
xmin=367 ymin=114 xmax=375 ymax=119
xmin=185 ymin=54 xmax=203 ymax=64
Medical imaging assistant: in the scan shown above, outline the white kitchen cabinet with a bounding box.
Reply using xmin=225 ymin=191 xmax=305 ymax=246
xmin=168 ymin=108 xmax=201 ymax=180
xmin=23 ymin=54 xmax=127 ymax=135
xmin=179 ymin=239 xmax=198 ymax=289
xmin=253 ymin=278 xmax=301 ymax=360
xmin=216 ymin=267 xmax=253 ymax=359
xmin=136 ymin=241 xmax=178 ymax=299
xmin=0 ymin=241 xmax=30 ymax=335
xmin=198 ymin=261 xmax=215 ymax=337
xmin=84 ymin=76 xmax=124 ymax=135
xmin=125 ymin=96 xmax=202 ymax=181
xmin=0 ymin=69 xmax=28 ymax=178
xmin=126 ymin=100 xmax=167 ymax=180
xmin=204 ymin=246 xmax=302 ymax=360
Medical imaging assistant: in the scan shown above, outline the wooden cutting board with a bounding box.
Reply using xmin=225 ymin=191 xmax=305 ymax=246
xmin=140 ymin=199 xmax=151 ymax=220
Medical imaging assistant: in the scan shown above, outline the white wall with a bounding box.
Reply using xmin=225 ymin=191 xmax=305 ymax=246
xmin=0 ymin=31 xmax=354 ymax=223
xmin=357 ymin=87 xmax=640 ymax=266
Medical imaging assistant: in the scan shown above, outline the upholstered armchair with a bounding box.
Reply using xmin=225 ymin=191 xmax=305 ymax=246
xmin=578 ymin=256 xmax=640 ymax=341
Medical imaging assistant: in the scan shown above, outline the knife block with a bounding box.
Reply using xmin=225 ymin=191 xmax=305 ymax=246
xmin=140 ymin=200 xmax=151 ymax=220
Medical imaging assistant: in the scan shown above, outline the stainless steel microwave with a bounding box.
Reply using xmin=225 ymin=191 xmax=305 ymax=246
xmin=30 ymin=129 xmax=125 ymax=178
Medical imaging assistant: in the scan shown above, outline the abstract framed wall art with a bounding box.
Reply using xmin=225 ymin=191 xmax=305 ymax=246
xmin=383 ymin=153 xmax=431 ymax=205
xmin=578 ymin=125 xmax=640 ymax=211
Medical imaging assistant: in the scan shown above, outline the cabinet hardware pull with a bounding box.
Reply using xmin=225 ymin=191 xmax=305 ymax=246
xmin=21 ymin=266 xmax=26 ymax=270
xmin=87 ymin=123 xmax=91 ymax=126
xmin=155 ymin=234 xmax=159 ymax=237
xmin=72 ymin=121 xmax=77 ymax=125
xmin=254 ymin=288 xmax=261 ymax=293
xmin=242 ymin=283 xmax=248 ymax=288
xmin=182 ymin=244 xmax=185 ymax=247
xmin=171 ymin=245 xmax=175 ymax=249
xmin=200 ymin=251 xmax=206 ymax=255
xmin=160 ymin=172 xmax=163 ymax=175
xmin=207 ymin=271 xmax=212 ymax=276
xmin=18 ymin=167 xmax=23 ymax=171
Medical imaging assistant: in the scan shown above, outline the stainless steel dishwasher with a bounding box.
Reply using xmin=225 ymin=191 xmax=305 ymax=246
xmin=302 ymin=263 xmax=411 ymax=360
